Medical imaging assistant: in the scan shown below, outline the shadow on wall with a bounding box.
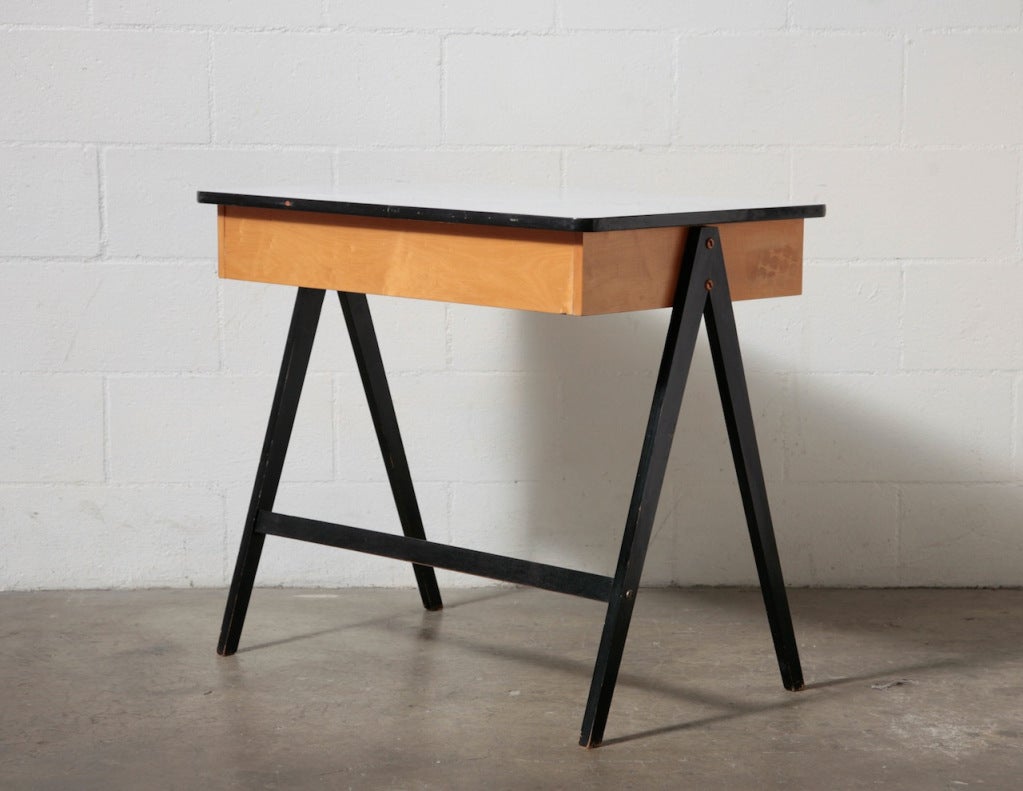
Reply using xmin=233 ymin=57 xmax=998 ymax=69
xmin=283 ymin=287 xmax=1020 ymax=592
xmin=481 ymin=303 xmax=1023 ymax=590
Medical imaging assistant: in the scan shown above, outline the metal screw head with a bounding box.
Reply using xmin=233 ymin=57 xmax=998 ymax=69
xmin=705 ymin=238 xmax=715 ymax=249
xmin=705 ymin=279 xmax=714 ymax=291
xmin=624 ymin=589 xmax=634 ymax=600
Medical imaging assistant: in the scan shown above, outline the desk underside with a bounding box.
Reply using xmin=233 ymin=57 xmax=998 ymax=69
xmin=218 ymin=206 xmax=803 ymax=315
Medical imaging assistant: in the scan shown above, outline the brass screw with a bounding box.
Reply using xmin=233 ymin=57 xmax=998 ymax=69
xmin=705 ymin=279 xmax=714 ymax=291
xmin=705 ymin=238 xmax=715 ymax=249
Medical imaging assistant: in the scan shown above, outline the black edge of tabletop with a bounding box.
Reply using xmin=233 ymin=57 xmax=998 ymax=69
xmin=198 ymin=191 xmax=826 ymax=232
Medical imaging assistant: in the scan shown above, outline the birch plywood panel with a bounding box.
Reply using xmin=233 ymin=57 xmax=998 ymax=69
xmin=218 ymin=207 xmax=803 ymax=315
xmin=578 ymin=219 xmax=803 ymax=314
xmin=219 ymin=206 xmax=582 ymax=314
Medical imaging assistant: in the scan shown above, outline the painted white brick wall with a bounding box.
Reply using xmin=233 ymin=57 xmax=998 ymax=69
xmin=559 ymin=0 xmax=789 ymax=31
xmin=93 ymin=1 xmax=324 ymax=27
xmin=0 ymin=263 xmax=219 ymax=371
xmin=0 ymin=147 xmax=100 ymax=256
xmin=0 ymin=375 xmax=105 ymax=482
xmin=445 ymin=34 xmax=673 ymax=145
xmin=2 ymin=1 xmax=1022 ymax=590
xmin=905 ymin=33 xmax=1023 ymax=145
xmin=104 ymin=148 xmax=334 ymax=258
xmin=213 ymin=33 xmax=442 ymax=145
xmin=793 ymin=149 xmax=1020 ymax=259
xmin=328 ymin=1 xmax=555 ymax=31
xmin=789 ymin=1 xmax=1021 ymax=29
xmin=0 ymin=30 xmax=210 ymax=142
xmin=677 ymin=35 xmax=903 ymax=145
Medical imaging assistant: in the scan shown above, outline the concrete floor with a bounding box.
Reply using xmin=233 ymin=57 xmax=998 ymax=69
xmin=2 ymin=587 xmax=1022 ymax=790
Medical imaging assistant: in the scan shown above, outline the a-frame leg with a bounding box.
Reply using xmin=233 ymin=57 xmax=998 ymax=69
xmin=579 ymin=227 xmax=803 ymax=747
xmin=218 ymin=289 xmax=443 ymax=657
xmin=704 ymin=244 xmax=803 ymax=693
xmin=337 ymin=291 xmax=442 ymax=611
xmin=218 ymin=287 xmax=325 ymax=656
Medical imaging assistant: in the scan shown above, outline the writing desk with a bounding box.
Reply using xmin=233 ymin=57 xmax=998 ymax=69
xmin=198 ymin=189 xmax=825 ymax=747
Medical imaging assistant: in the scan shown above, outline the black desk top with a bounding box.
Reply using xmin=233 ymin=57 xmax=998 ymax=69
xmin=198 ymin=189 xmax=825 ymax=233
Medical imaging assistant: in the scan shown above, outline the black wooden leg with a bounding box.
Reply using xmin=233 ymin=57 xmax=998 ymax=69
xmin=703 ymin=249 xmax=804 ymax=692
xmin=337 ymin=292 xmax=443 ymax=611
xmin=579 ymin=226 xmax=803 ymax=747
xmin=218 ymin=287 xmax=325 ymax=656
xmin=579 ymin=229 xmax=711 ymax=748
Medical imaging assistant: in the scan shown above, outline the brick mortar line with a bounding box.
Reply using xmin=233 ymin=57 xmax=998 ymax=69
xmin=899 ymin=35 xmax=909 ymax=146
xmin=791 ymin=370 xmax=1023 ymax=378
xmin=330 ymin=373 xmax=340 ymax=482
xmin=0 ymin=24 xmax=549 ymax=35
xmin=897 ymin=262 xmax=907 ymax=372
xmin=790 ymin=480 xmax=1023 ymax=487
xmin=219 ymin=486 xmax=231 ymax=585
xmin=0 ymin=24 xmax=334 ymax=33
xmin=782 ymin=368 xmax=1023 ymax=375
xmin=42 ymin=371 xmax=570 ymax=380
xmin=331 ymin=147 xmax=341 ymax=189
xmin=1017 ymin=149 xmax=1023 ymax=258
xmin=5 ymin=141 xmax=1020 ymax=153
xmin=787 ymin=146 xmax=795 ymax=202
xmin=215 ymin=280 xmax=226 ymax=373
xmin=0 ymin=371 xmax=330 ymax=380
xmin=443 ymin=305 xmax=454 ymax=369
xmin=439 ymin=35 xmax=448 ymax=144
xmin=532 ymin=28 xmax=1023 ymax=36
xmin=895 ymin=483 xmax=904 ymax=584
xmin=3 ymin=23 xmax=1021 ymax=35
xmin=6 ymin=368 xmax=1019 ymax=378
xmin=102 ymin=375 xmax=111 ymax=482
xmin=0 ymin=481 xmax=231 ymax=491
xmin=95 ymin=145 xmax=107 ymax=258
xmin=0 ymin=141 xmax=336 ymax=152
xmin=788 ymin=26 xmax=1023 ymax=34
xmin=670 ymin=34 xmax=680 ymax=146
xmin=771 ymin=143 xmax=1023 ymax=152
xmin=207 ymin=32 xmax=216 ymax=145
xmin=781 ymin=372 xmax=792 ymax=483
xmin=1012 ymin=375 xmax=1020 ymax=476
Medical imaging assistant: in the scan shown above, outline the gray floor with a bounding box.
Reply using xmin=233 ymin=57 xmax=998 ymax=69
xmin=2 ymin=587 xmax=1022 ymax=790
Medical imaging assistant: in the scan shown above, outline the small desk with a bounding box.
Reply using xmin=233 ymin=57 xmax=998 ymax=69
xmin=198 ymin=189 xmax=825 ymax=747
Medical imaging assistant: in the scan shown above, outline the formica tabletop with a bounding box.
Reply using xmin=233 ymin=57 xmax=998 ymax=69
xmin=197 ymin=187 xmax=825 ymax=232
